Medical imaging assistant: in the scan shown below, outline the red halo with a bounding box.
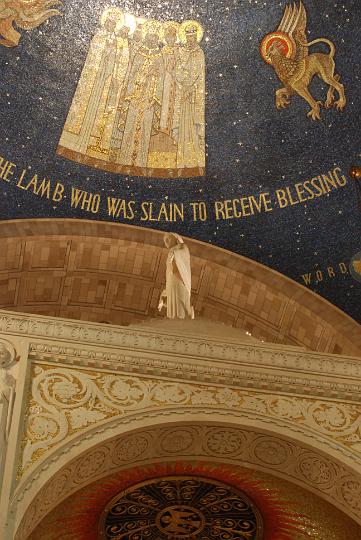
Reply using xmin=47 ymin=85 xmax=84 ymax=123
xmin=260 ymin=32 xmax=295 ymax=64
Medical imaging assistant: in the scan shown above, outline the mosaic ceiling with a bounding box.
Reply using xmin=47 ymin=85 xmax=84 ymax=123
xmin=28 ymin=462 xmax=361 ymax=540
xmin=0 ymin=0 xmax=360 ymax=322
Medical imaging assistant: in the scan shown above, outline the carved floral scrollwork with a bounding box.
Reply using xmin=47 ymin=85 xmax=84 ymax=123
xmin=205 ymin=429 xmax=246 ymax=456
xmin=102 ymin=376 xmax=146 ymax=406
xmin=73 ymin=449 xmax=108 ymax=482
xmin=310 ymin=403 xmax=354 ymax=431
xmin=22 ymin=366 xmax=149 ymax=472
xmin=160 ymin=429 xmax=194 ymax=453
xmin=21 ymin=364 xmax=361 ymax=476
xmin=112 ymin=434 xmax=150 ymax=464
xmin=254 ymin=439 xmax=289 ymax=466
xmin=298 ymin=455 xmax=335 ymax=485
xmin=340 ymin=480 xmax=361 ymax=512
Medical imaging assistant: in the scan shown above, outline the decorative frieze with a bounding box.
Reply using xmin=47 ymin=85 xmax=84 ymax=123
xmin=0 ymin=311 xmax=359 ymax=384
xmin=28 ymin=341 xmax=361 ymax=403
xmin=20 ymin=363 xmax=361 ymax=478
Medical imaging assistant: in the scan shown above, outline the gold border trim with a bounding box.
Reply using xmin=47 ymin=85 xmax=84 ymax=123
xmin=57 ymin=146 xmax=205 ymax=179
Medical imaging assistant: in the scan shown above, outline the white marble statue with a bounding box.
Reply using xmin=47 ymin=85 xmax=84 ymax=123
xmin=158 ymin=233 xmax=194 ymax=319
xmin=0 ymin=342 xmax=17 ymax=485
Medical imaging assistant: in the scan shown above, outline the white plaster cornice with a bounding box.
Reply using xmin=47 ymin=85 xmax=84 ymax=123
xmin=0 ymin=310 xmax=359 ymax=402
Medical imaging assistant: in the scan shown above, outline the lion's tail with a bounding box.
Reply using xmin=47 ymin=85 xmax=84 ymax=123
xmin=302 ymin=38 xmax=336 ymax=58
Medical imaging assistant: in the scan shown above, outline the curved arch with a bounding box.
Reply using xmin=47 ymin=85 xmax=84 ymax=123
xmin=0 ymin=218 xmax=359 ymax=355
xmin=13 ymin=412 xmax=361 ymax=539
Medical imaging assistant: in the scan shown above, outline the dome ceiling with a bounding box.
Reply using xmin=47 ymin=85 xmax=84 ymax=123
xmin=0 ymin=220 xmax=360 ymax=355
xmin=0 ymin=0 xmax=360 ymax=323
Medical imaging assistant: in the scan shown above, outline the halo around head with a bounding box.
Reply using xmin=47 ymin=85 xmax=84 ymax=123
xmin=260 ymin=31 xmax=295 ymax=64
xmin=101 ymin=7 xmax=124 ymax=27
xmin=142 ymin=18 xmax=163 ymax=38
xmin=179 ymin=20 xmax=204 ymax=43
xmin=161 ymin=20 xmax=180 ymax=40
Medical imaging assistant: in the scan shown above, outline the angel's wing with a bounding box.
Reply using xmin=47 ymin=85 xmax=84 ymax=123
xmin=15 ymin=0 xmax=62 ymax=30
xmin=0 ymin=0 xmax=16 ymax=19
xmin=277 ymin=1 xmax=308 ymax=60
xmin=16 ymin=9 xmax=61 ymax=30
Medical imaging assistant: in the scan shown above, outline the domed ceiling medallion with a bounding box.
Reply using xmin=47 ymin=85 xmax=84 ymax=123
xmin=100 ymin=476 xmax=263 ymax=540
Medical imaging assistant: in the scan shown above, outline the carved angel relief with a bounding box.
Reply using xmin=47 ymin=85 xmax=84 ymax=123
xmin=0 ymin=0 xmax=61 ymax=48
xmin=0 ymin=340 xmax=18 ymax=485
xmin=260 ymin=1 xmax=346 ymax=120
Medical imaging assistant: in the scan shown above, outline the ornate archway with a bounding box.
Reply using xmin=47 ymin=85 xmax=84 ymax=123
xmin=15 ymin=420 xmax=361 ymax=539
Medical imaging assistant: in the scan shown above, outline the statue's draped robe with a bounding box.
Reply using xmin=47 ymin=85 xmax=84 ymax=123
xmin=165 ymin=243 xmax=193 ymax=319
xmin=59 ymin=28 xmax=118 ymax=155
xmin=0 ymin=372 xmax=14 ymax=487
xmin=173 ymin=42 xmax=205 ymax=170
xmin=0 ymin=383 xmax=9 ymax=481
xmin=114 ymin=45 xmax=164 ymax=168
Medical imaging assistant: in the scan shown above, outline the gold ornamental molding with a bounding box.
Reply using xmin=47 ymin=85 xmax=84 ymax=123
xmin=14 ymin=424 xmax=361 ymax=539
xmin=18 ymin=363 xmax=361 ymax=477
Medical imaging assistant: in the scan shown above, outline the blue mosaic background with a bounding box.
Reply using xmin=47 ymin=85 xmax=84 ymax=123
xmin=0 ymin=0 xmax=360 ymax=321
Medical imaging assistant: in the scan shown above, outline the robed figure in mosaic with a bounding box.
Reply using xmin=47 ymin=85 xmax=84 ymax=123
xmin=174 ymin=21 xmax=205 ymax=172
xmin=58 ymin=7 xmax=124 ymax=156
xmin=159 ymin=23 xmax=180 ymax=137
xmin=57 ymin=13 xmax=205 ymax=178
xmin=110 ymin=26 xmax=164 ymax=170
xmin=158 ymin=233 xmax=194 ymax=319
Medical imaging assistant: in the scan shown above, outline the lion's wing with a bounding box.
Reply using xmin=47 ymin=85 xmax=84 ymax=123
xmin=277 ymin=3 xmax=296 ymax=34
xmin=293 ymin=2 xmax=308 ymax=61
xmin=277 ymin=1 xmax=308 ymax=60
